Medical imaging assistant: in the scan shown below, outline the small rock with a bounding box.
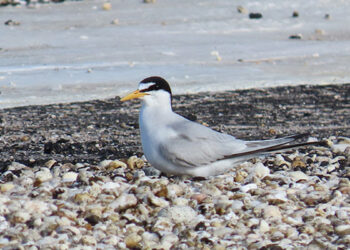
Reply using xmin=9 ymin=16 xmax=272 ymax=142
xmin=158 ymin=206 xmax=197 ymax=224
xmin=125 ymin=232 xmax=142 ymax=248
xmin=142 ymin=232 xmax=160 ymax=248
xmin=21 ymin=135 xmax=30 ymax=142
xmin=12 ymin=211 xmax=31 ymax=223
xmin=235 ymin=170 xmax=248 ymax=182
xmin=172 ymin=197 xmax=188 ymax=206
xmin=292 ymin=11 xmax=299 ymax=18
xmin=74 ymin=193 xmax=93 ymax=203
xmin=160 ymin=233 xmax=178 ymax=249
xmin=249 ymin=13 xmax=263 ymax=19
xmin=332 ymin=144 xmax=349 ymax=153
xmin=127 ymin=156 xmax=144 ymax=169
xmin=85 ymin=214 xmax=101 ymax=226
xmin=153 ymin=217 xmax=173 ymax=232
xmin=103 ymin=235 xmax=120 ymax=245
xmin=62 ymin=172 xmax=78 ymax=182
xmin=240 ymin=183 xmax=257 ymax=193
xmin=267 ymin=190 xmax=287 ymax=204
xmin=259 ymin=219 xmax=270 ymax=233
xmin=315 ymin=29 xmax=325 ymax=35
xmin=0 ymin=183 xmax=15 ymax=192
xmin=231 ymin=200 xmax=244 ymax=211
xmin=271 ymin=231 xmax=284 ymax=241
xmin=45 ymin=159 xmax=57 ymax=169
xmin=264 ymin=205 xmax=282 ymax=220
xmin=237 ymin=6 xmax=247 ymax=14
xmin=99 ymin=160 xmax=113 ymax=168
xmin=102 ymin=2 xmax=112 ymax=11
xmin=81 ymin=235 xmax=97 ymax=246
xmin=106 ymin=160 xmax=127 ymax=170
xmin=166 ymin=184 xmax=184 ymax=198
xmin=292 ymin=157 xmax=306 ymax=168
xmin=102 ymin=181 xmax=120 ymax=191
xmin=324 ymin=14 xmax=330 ymax=19
xmin=4 ymin=19 xmax=20 ymax=26
xmin=213 ymin=227 xmax=234 ymax=237
xmin=210 ymin=50 xmax=222 ymax=61
xmin=289 ymin=171 xmax=309 ymax=182
xmin=335 ymin=225 xmax=350 ymax=236
xmin=143 ymin=0 xmax=156 ymax=3
xmin=111 ymin=18 xmax=119 ymax=25
xmin=253 ymin=162 xmax=270 ymax=179
xmin=110 ymin=193 xmax=137 ymax=211
xmin=35 ymin=168 xmax=52 ymax=185
xmin=191 ymin=193 xmax=207 ymax=204
xmin=289 ymin=34 xmax=303 ymax=39
xmin=149 ymin=194 xmax=169 ymax=207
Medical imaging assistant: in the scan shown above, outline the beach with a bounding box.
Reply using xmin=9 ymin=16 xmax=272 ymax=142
xmin=1 ymin=0 xmax=350 ymax=248
xmin=0 ymin=83 xmax=349 ymax=248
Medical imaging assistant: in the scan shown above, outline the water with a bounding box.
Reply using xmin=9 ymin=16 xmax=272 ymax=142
xmin=1 ymin=0 xmax=349 ymax=108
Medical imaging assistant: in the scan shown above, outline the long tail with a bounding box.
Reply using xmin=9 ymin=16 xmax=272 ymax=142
xmin=223 ymin=133 xmax=328 ymax=160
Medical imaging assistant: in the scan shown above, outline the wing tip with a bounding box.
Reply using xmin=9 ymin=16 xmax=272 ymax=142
xmin=286 ymin=133 xmax=310 ymax=141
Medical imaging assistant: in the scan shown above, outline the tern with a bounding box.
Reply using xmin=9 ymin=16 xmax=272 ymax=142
xmin=121 ymin=76 xmax=324 ymax=177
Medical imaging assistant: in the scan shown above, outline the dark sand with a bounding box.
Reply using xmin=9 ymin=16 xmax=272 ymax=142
xmin=0 ymin=83 xmax=349 ymax=172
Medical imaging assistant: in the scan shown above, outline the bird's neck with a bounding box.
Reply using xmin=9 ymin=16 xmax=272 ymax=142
xmin=141 ymin=93 xmax=173 ymax=114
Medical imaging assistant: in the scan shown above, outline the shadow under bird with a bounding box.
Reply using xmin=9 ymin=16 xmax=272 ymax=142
xmin=121 ymin=76 xmax=326 ymax=177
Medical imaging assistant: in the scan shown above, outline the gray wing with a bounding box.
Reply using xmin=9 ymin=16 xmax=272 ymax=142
xmin=158 ymin=116 xmax=305 ymax=168
xmin=158 ymin=117 xmax=247 ymax=168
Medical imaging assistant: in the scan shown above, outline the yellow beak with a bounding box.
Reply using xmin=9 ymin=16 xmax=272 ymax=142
xmin=120 ymin=90 xmax=149 ymax=102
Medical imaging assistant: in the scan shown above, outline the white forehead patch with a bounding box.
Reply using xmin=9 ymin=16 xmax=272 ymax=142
xmin=138 ymin=82 xmax=155 ymax=91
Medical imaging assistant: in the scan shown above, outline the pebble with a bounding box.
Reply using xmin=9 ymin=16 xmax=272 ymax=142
xmin=104 ymin=160 xmax=127 ymax=170
xmin=237 ymin=6 xmax=248 ymax=14
xmin=259 ymin=219 xmax=270 ymax=233
xmin=149 ymin=194 xmax=169 ymax=207
xmin=253 ymin=162 xmax=270 ymax=178
xmin=111 ymin=18 xmax=119 ymax=25
xmin=4 ymin=19 xmax=20 ymax=26
xmin=62 ymin=172 xmax=78 ymax=182
xmin=127 ymin=156 xmax=144 ymax=169
xmin=240 ymin=183 xmax=258 ymax=193
xmin=45 ymin=159 xmax=57 ymax=168
xmin=0 ymin=137 xmax=347 ymax=248
xmin=289 ymin=171 xmax=309 ymax=181
xmin=291 ymin=157 xmax=306 ymax=168
xmin=160 ymin=233 xmax=178 ymax=249
xmin=292 ymin=11 xmax=299 ymax=18
xmin=102 ymin=2 xmax=112 ymax=11
xmin=12 ymin=211 xmax=31 ymax=223
xmin=289 ymin=34 xmax=303 ymax=39
xmin=110 ymin=193 xmax=137 ymax=211
xmin=74 ymin=193 xmax=93 ymax=203
xmin=332 ymin=143 xmax=349 ymax=153
xmin=158 ymin=206 xmax=197 ymax=224
xmin=335 ymin=225 xmax=350 ymax=236
xmin=264 ymin=205 xmax=282 ymax=220
xmin=125 ymin=232 xmax=142 ymax=248
xmin=0 ymin=183 xmax=15 ymax=192
xmin=35 ymin=168 xmax=53 ymax=184
xmin=81 ymin=235 xmax=97 ymax=246
xmin=249 ymin=13 xmax=263 ymax=19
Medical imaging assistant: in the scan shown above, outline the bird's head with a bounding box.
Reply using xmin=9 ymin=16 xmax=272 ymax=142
xmin=121 ymin=76 xmax=172 ymax=104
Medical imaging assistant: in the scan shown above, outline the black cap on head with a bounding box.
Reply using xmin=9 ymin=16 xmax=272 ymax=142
xmin=139 ymin=76 xmax=172 ymax=95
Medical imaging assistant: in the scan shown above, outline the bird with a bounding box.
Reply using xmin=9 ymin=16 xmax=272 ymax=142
xmin=121 ymin=76 xmax=325 ymax=177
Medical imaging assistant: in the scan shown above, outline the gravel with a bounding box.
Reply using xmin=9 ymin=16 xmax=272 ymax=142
xmin=0 ymin=83 xmax=349 ymax=248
